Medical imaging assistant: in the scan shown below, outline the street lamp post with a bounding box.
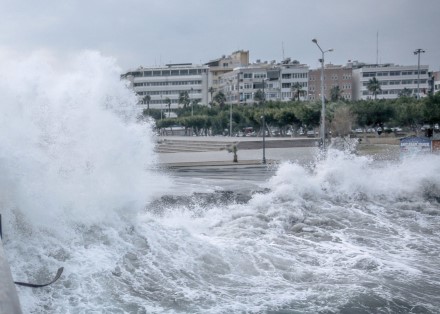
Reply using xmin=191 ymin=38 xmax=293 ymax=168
xmin=190 ymin=87 xmax=194 ymax=116
xmin=160 ymin=94 xmax=163 ymax=120
xmin=312 ymin=38 xmax=333 ymax=150
xmin=262 ymin=78 xmax=267 ymax=164
xmin=414 ymin=48 xmax=425 ymax=100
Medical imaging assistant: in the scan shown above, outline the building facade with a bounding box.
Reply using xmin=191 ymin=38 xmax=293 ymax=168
xmin=308 ymin=63 xmax=353 ymax=101
xmin=217 ymin=59 xmax=309 ymax=105
xmin=280 ymin=61 xmax=309 ymax=101
xmin=432 ymin=71 xmax=440 ymax=94
xmin=122 ymin=63 xmax=209 ymax=110
xmin=352 ymin=63 xmax=430 ymax=100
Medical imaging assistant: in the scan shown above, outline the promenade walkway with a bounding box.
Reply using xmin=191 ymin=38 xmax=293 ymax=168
xmin=156 ymin=136 xmax=320 ymax=167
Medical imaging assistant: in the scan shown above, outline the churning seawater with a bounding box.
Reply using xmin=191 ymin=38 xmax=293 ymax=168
xmin=1 ymin=52 xmax=440 ymax=314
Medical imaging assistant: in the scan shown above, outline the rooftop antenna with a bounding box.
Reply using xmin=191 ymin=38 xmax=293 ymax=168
xmin=282 ymin=41 xmax=285 ymax=60
xmin=376 ymin=31 xmax=379 ymax=65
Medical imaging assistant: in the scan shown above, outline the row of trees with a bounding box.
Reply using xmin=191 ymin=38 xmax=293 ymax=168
xmin=142 ymin=91 xmax=440 ymax=137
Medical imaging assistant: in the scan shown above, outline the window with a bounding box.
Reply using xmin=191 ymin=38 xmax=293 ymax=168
xmin=189 ymin=69 xmax=197 ymax=75
xmin=243 ymin=73 xmax=252 ymax=79
xmin=282 ymin=83 xmax=291 ymax=88
xmin=254 ymin=73 xmax=266 ymax=79
xmin=244 ymin=93 xmax=252 ymax=100
xmin=363 ymin=72 xmax=376 ymax=77
xmin=282 ymin=74 xmax=291 ymax=79
xmin=377 ymin=72 xmax=389 ymax=76
xmin=152 ymin=71 xmax=161 ymax=76
xmin=161 ymin=70 xmax=170 ymax=76
xmin=180 ymin=70 xmax=189 ymax=75
xmin=390 ymin=71 xmax=400 ymax=76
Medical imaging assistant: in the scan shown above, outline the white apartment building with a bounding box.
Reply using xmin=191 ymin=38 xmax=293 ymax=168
xmin=352 ymin=63 xmax=430 ymax=100
xmin=219 ymin=64 xmax=280 ymax=105
xmin=432 ymin=71 xmax=440 ymax=94
xmin=280 ymin=61 xmax=309 ymax=101
xmin=122 ymin=63 xmax=209 ymax=110
xmin=218 ymin=60 xmax=309 ymax=105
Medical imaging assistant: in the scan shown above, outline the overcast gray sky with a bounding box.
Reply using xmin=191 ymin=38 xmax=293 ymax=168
xmin=1 ymin=0 xmax=439 ymax=72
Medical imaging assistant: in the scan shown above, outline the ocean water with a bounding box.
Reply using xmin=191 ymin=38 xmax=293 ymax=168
xmin=1 ymin=52 xmax=440 ymax=314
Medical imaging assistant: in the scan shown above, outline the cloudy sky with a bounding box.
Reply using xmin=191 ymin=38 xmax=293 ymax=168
xmin=1 ymin=0 xmax=439 ymax=72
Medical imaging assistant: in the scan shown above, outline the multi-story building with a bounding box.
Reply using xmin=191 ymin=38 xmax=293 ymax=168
xmin=280 ymin=60 xmax=309 ymax=101
xmin=308 ymin=63 xmax=353 ymax=101
xmin=352 ymin=63 xmax=430 ymax=100
xmin=432 ymin=71 xmax=440 ymax=94
xmin=217 ymin=59 xmax=309 ymax=105
xmin=122 ymin=63 xmax=209 ymax=110
xmin=205 ymin=50 xmax=249 ymax=90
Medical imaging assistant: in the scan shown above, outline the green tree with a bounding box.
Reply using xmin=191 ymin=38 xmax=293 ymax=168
xmin=291 ymin=82 xmax=305 ymax=101
xmin=213 ymin=91 xmax=226 ymax=108
xmin=254 ymin=89 xmax=265 ymax=103
xmin=422 ymin=92 xmax=440 ymax=125
xmin=351 ymin=100 xmax=394 ymax=131
xmin=393 ymin=98 xmax=423 ymax=134
xmin=367 ymin=77 xmax=382 ymax=100
xmin=143 ymin=94 xmax=151 ymax=116
xmin=330 ymin=86 xmax=342 ymax=102
xmin=165 ymin=97 xmax=171 ymax=116
xmin=294 ymin=102 xmax=321 ymax=130
xmin=398 ymin=88 xmax=412 ymax=98
xmin=178 ymin=91 xmax=190 ymax=108
xmin=208 ymin=87 xmax=215 ymax=107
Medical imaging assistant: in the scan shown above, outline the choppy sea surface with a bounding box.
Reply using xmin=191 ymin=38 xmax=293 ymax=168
xmin=1 ymin=52 xmax=439 ymax=314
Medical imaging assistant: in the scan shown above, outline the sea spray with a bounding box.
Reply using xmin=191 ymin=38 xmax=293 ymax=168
xmin=1 ymin=51 xmax=439 ymax=312
xmin=0 ymin=51 xmax=173 ymax=312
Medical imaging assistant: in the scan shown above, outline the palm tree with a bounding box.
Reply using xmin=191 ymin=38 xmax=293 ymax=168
xmin=165 ymin=97 xmax=171 ymax=116
xmin=367 ymin=77 xmax=382 ymax=100
xmin=178 ymin=91 xmax=190 ymax=108
xmin=254 ymin=89 xmax=265 ymax=103
xmin=330 ymin=86 xmax=342 ymax=102
xmin=291 ymin=82 xmax=305 ymax=101
xmin=143 ymin=94 xmax=151 ymax=116
xmin=208 ymin=87 xmax=215 ymax=107
xmin=213 ymin=91 xmax=226 ymax=108
xmin=398 ymin=88 xmax=412 ymax=98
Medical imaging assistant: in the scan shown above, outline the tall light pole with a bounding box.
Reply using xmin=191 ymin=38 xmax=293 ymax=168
xmin=234 ymin=72 xmax=240 ymax=137
xmin=160 ymin=94 xmax=163 ymax=120
xmin=261 ymin=78 xmax=267 ymax=164
xmin=414 ymin=48 xmax=425 ymax=100
xmin=190 ymin=87 xmax=194 ymax=116
xmin=230 ymin=85 xmax=233 ymax=137
xmin=312 ymin=38 xmax=333 ymax=150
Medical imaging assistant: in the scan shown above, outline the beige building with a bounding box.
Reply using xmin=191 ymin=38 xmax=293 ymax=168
xmin=204 ymin=50 xmax=250 ymax=103
xmin=308 ymin=63 xmax=353 ymax=101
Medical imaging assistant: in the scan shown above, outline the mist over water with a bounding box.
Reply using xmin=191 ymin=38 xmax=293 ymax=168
xmin=1 ymin=52 xmax=440 ymax=313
